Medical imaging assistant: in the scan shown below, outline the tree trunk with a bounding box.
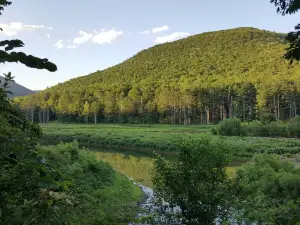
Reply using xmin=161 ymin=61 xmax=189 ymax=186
xmin=200 ymin=110 xmax=203 ymax=124
xmin=242 ymin=97 xmax=246 ymax=122
xmin=289 ymin=94 xmax=292 ymax=119
xmin=212 ymin=103 xmax=215 ymax=123
xmin=220 ymin=101 xmax=223 ymax=121
xmin=38 ymin=110 xmax=42 ymax=123
xmin=31 ymin=108 xmax=34 ymax=122
xmin=273 ymin=95 xmax=277 ymax=122
xmin=294 ymin=95 xmax=297 ymax=117
xmin=230 ymin=96 xmax=233 ymax=118
xmin=94 ymin=112 xmax=97 ymax=124
xmin=206 ymin=107 xmax=210 ymax=124
xmin=277 ymin=94 xmax=280 ymax=122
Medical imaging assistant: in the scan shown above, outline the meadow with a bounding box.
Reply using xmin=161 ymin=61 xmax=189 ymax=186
xmin=41 ymin=123 xmax=300 ymax=161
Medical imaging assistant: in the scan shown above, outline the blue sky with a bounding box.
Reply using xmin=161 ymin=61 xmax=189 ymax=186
xmin=0 ymin=0 xmax=298 ymax=90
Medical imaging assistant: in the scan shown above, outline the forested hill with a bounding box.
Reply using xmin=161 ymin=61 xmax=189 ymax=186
xmin=57 ymin=27 xmax=287 ymax=88
xmin=16 ymin=27 xmax=300 ymax=124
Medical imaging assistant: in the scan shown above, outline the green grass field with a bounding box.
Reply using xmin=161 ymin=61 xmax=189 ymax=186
xmin=41 ymin=123 xmax=300 ymax=160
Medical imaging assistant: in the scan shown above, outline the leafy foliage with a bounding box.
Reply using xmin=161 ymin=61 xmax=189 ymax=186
xmin=214 ymin=118 xmax=245 ymax=136
xmin=40 ymin=142 xmax=143 ymax=225
xmin=0 ymin=1 xmax=67 ymax=224
xmin=233 ymin=154 xmax=300 ymax=224
xmin=213 ymin=116 xmax=300 ymax=138
xmin=270 ymin=0 xmax=300 ymax=61
xmin=0 ymin=74 xmax=69 ymax=224
xmin=151 ymin=137 xmax=231 ymax=225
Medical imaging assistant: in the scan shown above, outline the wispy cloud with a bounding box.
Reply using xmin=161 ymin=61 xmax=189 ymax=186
xmin=67 ymin=45 xmax=77 ymax=49
xmin=154 ymin=32 xmax=190 ymax=44
xmin=92 ymin=29 xmax=124 ymax=44
xmin=140 ymin=30 xmax=149 ymax=34
xmin=73 ymin=31 xmax=93 ymax=44
xmin=56 ymin=28 xmax=125 ymax=49
xmin=0 ymin=22 xmax=53 ymax=36
xmin=152 ymin=25 xmax=169 ymax=33
xmin=47 ymin=33 xmax=51 ymax=38
xmin=54 ymin=40 xmax=64 ymax=49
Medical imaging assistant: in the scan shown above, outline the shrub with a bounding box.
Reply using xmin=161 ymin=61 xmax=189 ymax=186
xmin=151 ymin=137 xmax=231 ymax=224
xmin=286 ymin=116 xmax=300 ymax=138
xmin=233 ymin=154 xmax=300 ymax=224
xmin=267 ymin=122 xmax=287 ymax=137
xmin=216 ymin=118 xmax=245 ymax=136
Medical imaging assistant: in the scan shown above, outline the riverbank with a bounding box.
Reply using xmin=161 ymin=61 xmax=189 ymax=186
xmin=40 ymin=142 xmax=144 ymax=225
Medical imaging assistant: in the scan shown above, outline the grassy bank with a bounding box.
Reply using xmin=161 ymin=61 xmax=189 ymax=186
xmin=40 ymin=142 xmax=143 ymax=225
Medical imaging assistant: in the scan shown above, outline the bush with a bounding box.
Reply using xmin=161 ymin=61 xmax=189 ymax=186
xmin=267 ymin=122 xmax=287 ymax=137
xmin=233 ymin=154 xmax=300 ymax=224
xmin=215 ymin=118 xmax=245 ymax=136
xmin=286 ymin=116 xmax=300 ymax=138
xmin=151 ymin=137 xmax=231 ymax=224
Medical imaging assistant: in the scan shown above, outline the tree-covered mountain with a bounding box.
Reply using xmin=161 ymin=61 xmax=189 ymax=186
xmin=0 ymin=76 xmax=35 ymax=97
xmin=16 ymin=27 xmax=300 ymax=124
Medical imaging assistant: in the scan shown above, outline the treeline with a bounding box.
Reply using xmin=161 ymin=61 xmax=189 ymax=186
xmin=16 ymin=27 xmax=300 ymax=124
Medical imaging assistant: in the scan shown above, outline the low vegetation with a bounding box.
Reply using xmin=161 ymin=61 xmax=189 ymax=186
xmin=40 ymin=142 xmax=143 ymax=225
xmin=213 ymin=117 xmax=300 ymax=138
xmin=148 ymin=138 xmax=300 ymax=225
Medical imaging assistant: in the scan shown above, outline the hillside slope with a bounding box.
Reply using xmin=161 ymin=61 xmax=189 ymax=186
xmin=0 ymin=76 xmax=35 ymax=97
xmin=17 ymin=27 xmax=300 ymax=124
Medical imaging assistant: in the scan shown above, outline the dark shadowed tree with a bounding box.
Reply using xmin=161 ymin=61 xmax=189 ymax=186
xmin=0 ymin=1 xmax=70 ymax=224
xmin=270 ymin=0 xmax=300 ymax=61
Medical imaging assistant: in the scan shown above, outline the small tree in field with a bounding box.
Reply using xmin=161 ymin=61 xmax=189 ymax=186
xmin=91 ymin=101 xmax=99 ymax=124
xmin=151 ymin=136 xmax=231 ymax=225
xmin=83 ymin=100 xmax=90 ymax=123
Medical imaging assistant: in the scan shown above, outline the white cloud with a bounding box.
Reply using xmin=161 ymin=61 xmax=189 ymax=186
xmin=154 ymin=32 xmax=190 ymax=44
xmin=129 ymin=32 xmax=132 ymax=36
xmin=47 ymin=33 xmax=51 ymax=38
xmin=92 ymin=29 xmax=124 ymax=44
xmin=140 ymin=30 xmax=149 ymax=34
xmin=67 ymin=45 xmax=77 ymax=49
xmin=73 ymin=31 xmax=93 ymax=44
xmin=152 ymin=25 xmax=169 ymax=33
xmin=0 ymin=22 xmax=52 ymax=36
xmin=54 ymin=40 xmax=64 ymax=49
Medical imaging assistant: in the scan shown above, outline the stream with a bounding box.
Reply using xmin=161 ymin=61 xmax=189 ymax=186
xmin=128 ymin=178 xmax=182 ymax=225
xmin=128 ymin=179 xmax=254 ymax=225
xmin=127 ymin=179 xmax=155 ymax=225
